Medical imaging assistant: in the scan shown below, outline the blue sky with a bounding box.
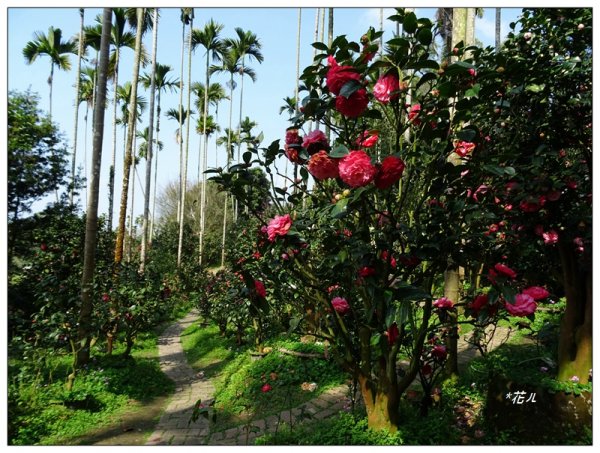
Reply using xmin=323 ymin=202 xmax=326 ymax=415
xmin=6 ymin=6 xmax=522 ymax=226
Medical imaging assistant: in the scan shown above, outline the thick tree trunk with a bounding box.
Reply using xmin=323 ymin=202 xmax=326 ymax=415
xmin=443 ymin=264 xmax=460 ymax=375
xmin=557 ymin=240 xmax=592 ymax=384
xmin=76 ymin=7 xmax=111 ymax=367
xmin=358 ymin=372 xmax=400 ymax=432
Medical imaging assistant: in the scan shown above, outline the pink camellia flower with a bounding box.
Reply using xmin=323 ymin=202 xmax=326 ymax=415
xmin=494 ymin=263 xmax=517 ymax=279
xmin=331 ymin=296 xmax=350 ymax=315
xmin=302 ymin=129 xmax=329 ymax=155
xmin=326 ymin=56 xmax=361 ymax=95
xmin=374 ymin=156 xmax=406 ymax=189
xmin=338 ymin=150 xmax=377 ymax=187
xmin=254 ymin=280 xmax=266 ymax=298
xmin=573 ymin=237 xmax=585 ymax=253
xmin=468 ymin=68 xmax=477 ymax=77
xmin=454 ymin=141 xmax=476 ymax=158
xmin=355 ymin=129 xmax=379 ymax=148
xmin=267 ymin=214 xmax=292 ymax=242
xmin=358 ymin=266 xmax=376 ymax=278
xmin=327 ymin=284 xmax=341 ymax=294
xmin=335 ymin=88 xmax=369 ymax=117
xmin=261 ymin=383 xmax=272 ymax=393
xmin=373 ymin=73 xmax=400 ymax=104
xmin=570 ymin=375 xmax=580 ymax=383
xmin=386 ymin=322 xmax=400 ymax=346
xmin=408 ymin=104 xmax=421 ymax=125
xmin=433 ymin=297 xmax=454 ymax=309
xmin=542 ymin=230 xmax=559 ymax=245
xmin=522 ymin=286 xmax=550 ymax=300
xmin=431 ymin=345 xmax=447 ymax=361
xmin=505 ymin=293 xmax=537 ymax=317
xmin=285 ymin=128 xmax=303 ymax=145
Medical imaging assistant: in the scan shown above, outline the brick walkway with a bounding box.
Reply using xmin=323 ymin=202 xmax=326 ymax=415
xmin=145 ymin=311 xmax=351 ymax=446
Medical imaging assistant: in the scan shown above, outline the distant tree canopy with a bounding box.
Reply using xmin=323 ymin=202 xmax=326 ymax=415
xmin=8 ymin=90 xmax=69 ymax=222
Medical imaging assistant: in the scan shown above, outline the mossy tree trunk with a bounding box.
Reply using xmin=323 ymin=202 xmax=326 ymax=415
xmin=557 ymin=240 xmax=592 ymax=384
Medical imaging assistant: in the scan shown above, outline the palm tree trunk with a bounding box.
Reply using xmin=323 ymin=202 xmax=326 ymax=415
xmin=76 ymin=7 xmax=111 ymax=369
xmin=495 ymin=8 xmax=501 ymax=50
xmin=177 ymin=15 xmax=186 ymax=234
xmin=177 ymin=12 xmax=194 ymax=267
xmin=140 ymin=7 xmax=158 ymax=273
xmin=83 ymin=102 xmax=89 ymax=204
xmin=199 ymin=51 xmax=210 ymax=266
xmin=221 ymin=76 xmax=235 ymax=267
xmin=70 ymin=8 xmax=85 ymax=206
xmin=150 ymin=92 xmax=162 ymax=245
xmin=127 ymin=140 xmax=136 ymax=263
xmin=108 ymin=43 xmax=121 ymax=231
xmin=114 ymin=7 xmax=144 ymax=267
xmin=48 ymin=62 xmax=54 ymax=121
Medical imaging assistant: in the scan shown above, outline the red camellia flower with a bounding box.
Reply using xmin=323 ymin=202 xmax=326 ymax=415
xmin=542 ymin=230 xmax=559 ymax=245
xmin=408 ymin=104 xmax=421 ymax=125
xmin=494 ymin=263 xmax=517 ymax=279
xmin=254 ymin=280 xmax=266 ymax=298
xmin=522 ymin=286 xmax=550 ymax=300
xmin=386 ymin=322 xmax=400 ymax=346
xmin=355 ymin=130 xmax=379 ymax=148
xmin=339 ymin=150 xmax=377 ymax=187
xmin=433 ymin=297 xmax=454 ymax=309
xmin=261 ymin=383 xmax=272 ymax=393
xmin=373 ymin=73 xmax=400 ymax=104
xmin=374 ymin=156 xmax=406 ymax=189
xmin=40 ymin=243 xmax=48 ymax=251
xmin=284 ymin=145 xmax=301 ymax=163
xmin=326 ymin=56 xmax=361 ymax=95
xmin=454 ymin=141 xmax=476 ymax=157
xmin=358 ymin=266 xmax=376 ymax=278
xmin=431 ymin=345 xmax=447 ymax=361
xmin=519 ymin=199 xmax=542 ymax=213
xmin=302 ymin=129 xmax=329 ymax=155
xmin=331 ymin=297 xmax=350 ymax=315
xmin=307 ymin=150 xmax=339 ymax=180
xmin=285 ymin=128 xmax=303 ymax=145
xmin=335 ymin=88 xmax=369 ymax=118
xmin=380 ymin=250 xmax=397 ymax=268
xmin=102 ymin=293 xmax=110 ymax=303
xmin=505 ymin=293 xmax=537 ymax=317
xmin=421 ymin=364 xmax=433 ymax=376
xmin=267 ymin=214 xmax=292 ymax=242
xmin=469 ymin=294 xmax=489 ymax=316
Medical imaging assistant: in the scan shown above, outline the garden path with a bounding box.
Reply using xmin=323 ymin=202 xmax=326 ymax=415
xmin=146 ymin=311 xmax=513 ymax=446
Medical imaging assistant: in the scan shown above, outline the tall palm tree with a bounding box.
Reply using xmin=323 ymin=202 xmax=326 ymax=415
xmin=114 ymin=7 xmax=145 ymax=271
xmin=139 ymin=7 xmax=159 ymax=273
xmin=70 ymin=8 xmax=86 ymax=206
xmin=166 ymin=107 xmax=193 ymax=145
xmin=107 ymin=8 xmax=137 ymax=231
xmin=23 ymin=26 xmax=77 ymax=121
xmin=78 ymin=66 xmax=97 ymax=203
xmin=210 ymin=49 xmax=257 ymax=266
xmin=191 ymin=20 xmax=226 ymax=265
xmin=141 ymin=63 xmax=179 ymax=243
xmin=177 ymin=8 xmax=195 ymax=268
xmin=77 ymin=7 xmax=112 ymax=370
xmin=225 ymin=28 xmax=263 ymax=171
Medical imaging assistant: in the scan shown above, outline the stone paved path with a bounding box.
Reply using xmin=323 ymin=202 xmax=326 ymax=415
xmin=145 ymin=311 xmax=352 ymax=446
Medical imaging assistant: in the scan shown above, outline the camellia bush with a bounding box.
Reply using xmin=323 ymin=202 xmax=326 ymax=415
xmin=210 ymin=8 xmax=589 ymax=430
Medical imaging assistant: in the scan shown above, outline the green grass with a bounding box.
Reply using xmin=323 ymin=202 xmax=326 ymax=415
xmin=181 ymin=322 xmax=349 ymax=431
xmin=8 ymin=331 xmax=174 ymax=446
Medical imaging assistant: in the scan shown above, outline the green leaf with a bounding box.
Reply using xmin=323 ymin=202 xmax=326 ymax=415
xmin=329 ymin=144 xmax=349 ymax=158
xmin=242 ymin=151 xmax=252 ymax=164
xmin=464 ymin=83 xmax=481 ymax=98
xmin=331 ymin=198 xmax=349 ymax=218
xmin=311 ymin=42 xmax=329 ymax=51
xmin=502 ymin=285 xmax=517 ymax=304
xmin=416 ymin=27 xmax=432 ymax=46
xmin=403 ymin=12 xmax=418 ymax=34
xmin=526 ymin=83 xmax=545 ymax=93
xmin=339 ymin=79 xmax=362 ymax=99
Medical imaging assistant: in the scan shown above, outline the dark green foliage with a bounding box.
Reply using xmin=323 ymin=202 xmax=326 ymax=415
xmin=7 ymin=90 xmax=69 ymax=223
